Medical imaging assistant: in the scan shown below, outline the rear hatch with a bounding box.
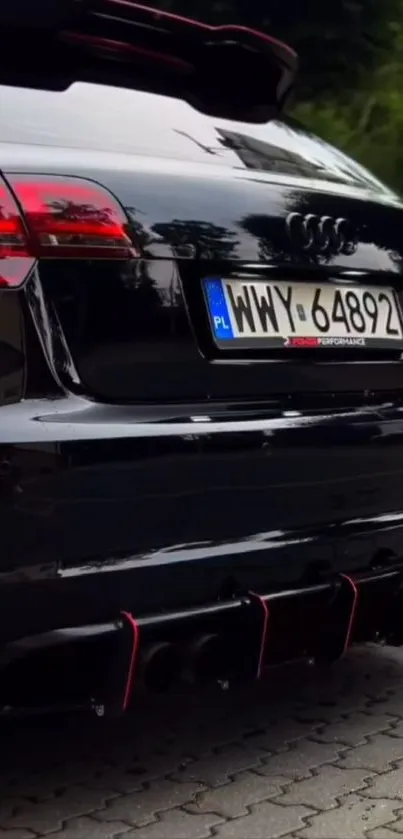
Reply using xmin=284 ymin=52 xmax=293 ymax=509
xmin=1 ymin=1 xmax=403 ymax=406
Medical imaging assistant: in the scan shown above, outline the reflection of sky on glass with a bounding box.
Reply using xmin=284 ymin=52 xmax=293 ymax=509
xmin=0 ymin=82 xmax=395 ymax=200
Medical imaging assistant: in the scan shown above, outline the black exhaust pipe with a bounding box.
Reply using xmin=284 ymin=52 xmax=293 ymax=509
xmin=138 ymin=641 xmax=183 ymax=694
xmin=183 ymin=634 xmax=229 ymax=686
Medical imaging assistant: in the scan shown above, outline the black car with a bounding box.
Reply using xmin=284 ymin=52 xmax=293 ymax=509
xmin=1 ymin=0 xmax=403 ymax=717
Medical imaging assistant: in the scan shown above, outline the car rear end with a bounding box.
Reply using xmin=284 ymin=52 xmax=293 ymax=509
xmin=1 ymin=0 xmax=403 ymax=717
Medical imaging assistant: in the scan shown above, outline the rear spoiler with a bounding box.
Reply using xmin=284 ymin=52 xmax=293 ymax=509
xmin=0 ymin=0 xmax=298 ymax=123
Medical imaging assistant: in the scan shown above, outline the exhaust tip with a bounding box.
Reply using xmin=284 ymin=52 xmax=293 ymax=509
xmin=139 ymin=642 xmax=182 ymax=694
xmin=184 ymin=634 xmax=228 ymax=686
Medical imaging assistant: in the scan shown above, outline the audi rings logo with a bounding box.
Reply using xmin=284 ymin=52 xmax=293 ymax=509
xmin=285 ymin=213 xmax=357 ymax=256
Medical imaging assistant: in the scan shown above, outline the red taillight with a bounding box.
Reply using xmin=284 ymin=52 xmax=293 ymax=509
xmin=8 ymin=175 xmax=137 ymax=259
xmin=0 ymin=182 xmax=28 ymax=257
xmin=0 ymin=181 xmax=34 ymax=288
xmin=0 ymin=173 xmax=138 ymax=288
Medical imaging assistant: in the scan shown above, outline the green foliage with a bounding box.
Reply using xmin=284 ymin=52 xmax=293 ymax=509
xmin=150 ymin=0 xmax=403 ymax=192
xmin=292 ymin=17 xmax=403 ymax=191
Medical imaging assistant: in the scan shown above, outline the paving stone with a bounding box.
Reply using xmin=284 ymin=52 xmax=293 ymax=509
xmin=123 ymin=809 xmax=224 ymax=839
xmin=383 ymin=814 xmax=403 ymax=833
xmin=296 ymin=702 xmax=367 ymax=724
xmin=243 ymin=719 xmax=320 ymax=754
xmin=175 ymin=744 xmax=263 ymax=786
xmin=75 ymin=756 xmax=194 ymax=793
xmin=316 ymin=713 xmax=396 ymax=746
xmin=98 ymin=779 xmax=203 ymax=826
xmin=150 ymin=710 xmax=257 ymax=755
xmin=278 ymin=765 xmax=373 ymax=810
xmin=337 ymin=733 xmax=403 ymax=772
xmin=214 ymin=801 xmax=315 ymax=838
xmin=3 ymin=647 xmax=403 ymax=839
xmin=0 ymin=798 xmax=32 ymax=822
xmin=188 ymin=770 xmax=289 ymax=818
xmin=363 ymin=766 xmax=403 ymax=800
xmin=45 ymin=816 xmax=132 ymax=839
xmin=369 ymin=828 xmax=403 ymax=839
xmin=297 ymin=794 xmax=402 ymax=838
xmin=366 ymin=698 xmax=403 ymax=722
xmin=258 ymin=740 xmax=345 ymax=780
xmin=388 ymin=721 xmax=403 ymax=738
xmin=1 ymin=786 xmax=115 ymax=834
xmin=2 ymin=764 xmax=121 ymax=802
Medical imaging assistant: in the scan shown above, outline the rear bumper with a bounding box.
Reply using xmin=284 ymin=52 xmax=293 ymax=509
xmin=2 ymin=565 xmax=403 ymax=716
xmin=2 ymin=394 xmax=403 ymax=712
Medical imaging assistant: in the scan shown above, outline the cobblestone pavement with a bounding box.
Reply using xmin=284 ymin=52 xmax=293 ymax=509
xmin=2 ymin=645 xmax=403 ymax=837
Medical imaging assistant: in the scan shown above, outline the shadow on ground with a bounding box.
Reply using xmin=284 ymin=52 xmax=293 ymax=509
xmin=1 ymin=644 xmax=402 ymax=801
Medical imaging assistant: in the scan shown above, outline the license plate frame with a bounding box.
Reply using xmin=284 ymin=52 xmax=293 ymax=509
xmin=203 ymin=277 xmax=403 ymax=351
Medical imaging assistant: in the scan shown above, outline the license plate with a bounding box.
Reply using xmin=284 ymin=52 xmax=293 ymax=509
xmin=204 ymin=277 xmax=403 ymax=350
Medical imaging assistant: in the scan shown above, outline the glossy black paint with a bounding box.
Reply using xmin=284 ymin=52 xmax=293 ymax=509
xmin=2 ymin=83 xmax=403 ymax=707
xmin=3 ymin=565 xmax=403 ymax=715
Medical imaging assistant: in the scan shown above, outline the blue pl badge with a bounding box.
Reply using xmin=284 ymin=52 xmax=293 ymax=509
xmin=204 ymin=278 xmax=234 ymax=340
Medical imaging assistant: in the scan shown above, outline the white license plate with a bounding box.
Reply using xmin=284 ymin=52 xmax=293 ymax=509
xmin=204 ymin=278 xmax=403 ymax=349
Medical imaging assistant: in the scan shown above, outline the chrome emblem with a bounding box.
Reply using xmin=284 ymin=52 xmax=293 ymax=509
xmin=285 ymin=213 xmax=357 ymax=255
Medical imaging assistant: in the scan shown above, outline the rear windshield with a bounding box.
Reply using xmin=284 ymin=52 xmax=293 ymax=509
xmin=0 ymin=82 xmax=392 ymax=194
